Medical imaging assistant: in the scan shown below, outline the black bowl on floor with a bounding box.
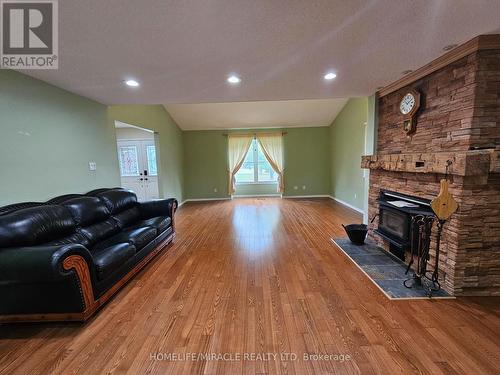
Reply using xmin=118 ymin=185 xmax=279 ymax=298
xmin=342 ymin=224 xmax=368 ymax=245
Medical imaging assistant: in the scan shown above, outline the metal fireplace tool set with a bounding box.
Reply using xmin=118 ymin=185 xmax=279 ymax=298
xmin=404 ymin=161 xmax=458 ymax=296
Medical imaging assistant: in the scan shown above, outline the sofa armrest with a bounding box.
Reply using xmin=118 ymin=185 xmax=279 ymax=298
xmin=0 ymin=243 xmax=96 ymax=285
xmin=138 ymin=198 xmax=178 ymax=222
xmin=0 ymin=244 xmax=99 ymax=316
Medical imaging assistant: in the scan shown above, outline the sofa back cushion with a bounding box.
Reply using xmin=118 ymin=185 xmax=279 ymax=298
xmin=0 ymin=202 xmax=45 ymax=216
xmin=86 ymin=187 xmax=120 ymax=196
xmin=63 ymin=196 xmax=120 ymax=245
xmin=96 ymin=189 xmax=136 ymax=212
xmin=0 ymin=205 xmax=76 ymax=248
xmin=96 ymin=189 xmax=140 ymax=228
xmin=63 ymin=197 xmax=110 ymax=226
xmin=46 ymin=194 xmax=85 ymax=205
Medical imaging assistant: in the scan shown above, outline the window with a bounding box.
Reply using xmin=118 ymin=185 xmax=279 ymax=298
xmin=146 ymin=145 xmax=158 ymax=176
xmin=118 ymin=145 xmax=140 ymax=176
xmin=235 ymin=139 xmax=278 ymax=184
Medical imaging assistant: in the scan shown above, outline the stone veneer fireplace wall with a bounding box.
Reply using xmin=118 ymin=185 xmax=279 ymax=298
xmin=364 ymin=38 xmax=500 ymax=296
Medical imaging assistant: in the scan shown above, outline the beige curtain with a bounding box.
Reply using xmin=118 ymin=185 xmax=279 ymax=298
xmin=257 ymin=133 xmax=284 ymax=193
xmin=228 ymin=134 xmax=253 ymax=195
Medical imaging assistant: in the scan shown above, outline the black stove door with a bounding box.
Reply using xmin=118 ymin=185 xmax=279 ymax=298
xmin=379 ymin=206 xmax=410 ymax=242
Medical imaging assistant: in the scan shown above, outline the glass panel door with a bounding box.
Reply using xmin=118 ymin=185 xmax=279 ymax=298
xmin=118 ymin=145 xmax=140 ymax=177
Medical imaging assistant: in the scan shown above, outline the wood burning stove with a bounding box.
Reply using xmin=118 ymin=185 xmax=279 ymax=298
xmin=374 ymin=190 xmax=434 ymax=260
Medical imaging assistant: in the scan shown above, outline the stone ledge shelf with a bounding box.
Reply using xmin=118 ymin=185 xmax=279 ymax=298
xmin=361 ymin=150 xmax=499 ymax=177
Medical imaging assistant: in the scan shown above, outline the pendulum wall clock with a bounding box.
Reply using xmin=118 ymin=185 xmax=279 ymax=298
xmin=399 ymin=89 xmax=421 ymax=135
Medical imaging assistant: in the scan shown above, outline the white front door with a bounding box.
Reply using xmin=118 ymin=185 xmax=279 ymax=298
xmin=142 ymin=141 xmax=159 ymax=200
xmin=117 ymin=140 xmax=159 ymax=201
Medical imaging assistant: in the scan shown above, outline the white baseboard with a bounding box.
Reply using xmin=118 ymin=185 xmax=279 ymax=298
xmin=330 ymin=196 xmax=364 ymax=214
xmin=233 ymin=194 xmax=282 ymax=198
xmin=182 ymin=197 xmax=231 ymax=204
xmin=283 ymin=194 xmax=331 ymax=199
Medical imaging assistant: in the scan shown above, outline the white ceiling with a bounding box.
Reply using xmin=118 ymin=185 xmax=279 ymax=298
xmin=22 ymin=0 xmax=500 ymax=106
xmin=165 ymin=98 xmax=348 ymax=130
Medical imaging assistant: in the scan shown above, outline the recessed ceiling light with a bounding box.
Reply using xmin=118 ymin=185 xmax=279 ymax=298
xmin=324 ymin=72 xmax=337 ymax=80
xmin=124 ymin=79 xmax=140 ymax=87
xmin=443 ymin=44 xmax=458 ymax=51
xmin=402 ymin=70 xmax=413 ymax=75
xmin=227 ymin=75 xmax=241 ymax=84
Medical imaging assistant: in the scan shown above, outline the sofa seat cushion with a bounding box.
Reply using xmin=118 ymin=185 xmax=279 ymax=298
xmin=113 ymin=207 xmax=141 ymax=228
xmin=123 ymin=227 xmax=157 ymax=249
xmin=92 ymin=243 xmax=136 ymax=280
xmin=128 ymin=216 xmax=171 ymax=234
xmin=43 ymin=232 xmax=90 ymax=247
xmin=80 ymin=218 xmax=121 ymax=246
xmin=92 ymin=227 xmax=157 ymax=251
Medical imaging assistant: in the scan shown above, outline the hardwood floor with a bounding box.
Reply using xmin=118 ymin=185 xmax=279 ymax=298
xmin=1 ymin=198 xmax=499 ymax=374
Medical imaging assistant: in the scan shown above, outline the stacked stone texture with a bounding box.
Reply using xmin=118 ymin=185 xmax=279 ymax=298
xmin=369 ymin=50 xmax=500 ymax=296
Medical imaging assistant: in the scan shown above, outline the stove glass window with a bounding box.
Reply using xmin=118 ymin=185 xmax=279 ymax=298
xmin=380 ymin=209 xmax=406 ymax=239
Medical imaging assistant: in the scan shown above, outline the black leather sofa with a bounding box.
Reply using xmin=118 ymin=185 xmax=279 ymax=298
xmin=0 ymin=188 xmax=177 ymax=323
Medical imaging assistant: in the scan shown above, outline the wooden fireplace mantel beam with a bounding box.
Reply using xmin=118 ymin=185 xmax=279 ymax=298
xmin=378 ymin=34 xmax=500 ymax=97
xmin=361 ymin=150 xmax=494 ymax=177
xmin=490 ymin=151 xmax=500 ymax=174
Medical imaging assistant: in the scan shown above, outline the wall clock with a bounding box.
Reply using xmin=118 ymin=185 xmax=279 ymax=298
xmin=399 ymin=89 xmax=421 ymax=135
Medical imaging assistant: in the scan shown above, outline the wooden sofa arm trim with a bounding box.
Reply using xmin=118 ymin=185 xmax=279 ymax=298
xmin=63 ymin=255 xmax=95 ymax=310
xmin=171 ymin=201 xmax=178 ymax=232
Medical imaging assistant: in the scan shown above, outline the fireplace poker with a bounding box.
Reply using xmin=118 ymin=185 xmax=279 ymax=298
xmin=404 ymin=215 xmax=434 ymax=291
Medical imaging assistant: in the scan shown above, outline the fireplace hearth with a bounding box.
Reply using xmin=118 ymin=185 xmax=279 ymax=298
xmin=374 ymin=190 xmax=434 ymax=261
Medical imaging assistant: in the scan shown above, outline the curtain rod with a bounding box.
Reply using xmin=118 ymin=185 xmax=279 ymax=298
xmin=222 ymin=132 xmax=287 ymax=137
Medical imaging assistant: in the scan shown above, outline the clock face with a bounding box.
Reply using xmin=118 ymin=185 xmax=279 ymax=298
xmin=400 ymin=93 xmax=416 ymax=115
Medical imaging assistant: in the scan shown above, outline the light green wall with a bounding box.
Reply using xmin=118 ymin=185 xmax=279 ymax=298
xmin=183 ymin=127 xmax=331 ymax=199
xmin=183 ymin=130 xmax=229 ymax=199
xmin=366 ymin=95 xmax=378 ymax=156
xmin=234 ymin=183 xmax=279 ymax=196
xmin=330 ymin=97 xmax=368 ymax=211
xmin=284 ymin=127 xmax=330 ymax=196
xmin=0 ymin=70 xmax=120 ymax=206
xmin=115 ymin=127 xmax=154 ymax=140
xmin=107 ymin=106 xmax=184 ymax=202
